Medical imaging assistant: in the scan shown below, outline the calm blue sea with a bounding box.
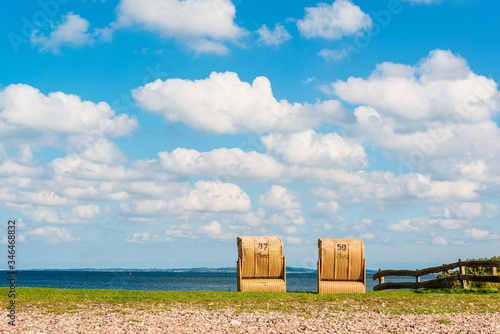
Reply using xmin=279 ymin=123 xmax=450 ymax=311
xmin=1 ymin=270 xmax=436 ymax=292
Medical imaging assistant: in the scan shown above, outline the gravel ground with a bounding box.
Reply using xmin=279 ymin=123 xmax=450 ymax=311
xmin=2 ymin=305 xmax=499 ymax=333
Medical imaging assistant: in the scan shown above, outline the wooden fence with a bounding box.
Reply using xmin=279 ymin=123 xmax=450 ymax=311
xmin=373 ymin=259 xmax=500 ymax=291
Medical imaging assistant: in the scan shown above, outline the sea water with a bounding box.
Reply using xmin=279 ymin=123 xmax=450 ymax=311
xmin=1 ymin=270 xmax=436 ymax=292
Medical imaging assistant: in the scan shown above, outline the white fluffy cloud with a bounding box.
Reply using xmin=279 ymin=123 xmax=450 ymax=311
xmin=158 ymin=148 xmax=284 ymax=182
xmin=133 ymin=72 xmax=349 ymax=134
xmin=318 ymin=48 xmax=349 ymax=62
xmin=297 ymin=0 xmax=372 ymax=39
xmin=125 ymin=233 xmax=167 ymax=243
xmin=257 ymin=24 xmax=291 ymax=46
xmin=159 ymin=220 xmax=238 ymax=241
xmin=50 ymin=155 xmax=139 ymax=181
xmin=176 ymin=180 xmax=251 ymax=212
xmin=333 ymin=50 xmax=497 ymax=122
xmin=352 ymin=218 xmax=373 ymax=232
xmin=197 ymin=220 xmax=236 ymax=240
xmin=0 ymin=84 xmax=137 ymax=142
xmin=199 ymin=220 xmax=223 ymax=235
xmin=0 ymin=160 xmax=43 ymax=178
xmin=259 ymin=185 xmax=302 ymax=210
xmin=74 ymin=138 xmax=128 ymax=164
xmin=461 ymin=228 xmax=499 ymax=241
xmin=9 ymin=203 xmax=100 ymax=224
xmin=387 ymin=217 xmax=469 ymax=233
xmin=71 ymin=204 xmax=100 ymax=219
xmin=282 ymin=226 xmax=299 ymax=235
xmin=26 ymin=226 xmax=80 ymax=244
xmin=432 ymin=236 xmax=448 ymax=246
xmin=119 ymin=200 xmax=172 ymax=219
xmin=119 ymin=180 xmax=251 ymax=220
xmin=359 ymin=232 xmax=375 ymax=240
xmin=320 ymin=201 xmax=341 ymax=213
xmin=310 ymin=201 xmax=341 ymax=218
xmin=310 ymin=172 xmax=482 ymax=206
xmin=329 ymin=50 xmax=500 ymax=183
xmin=31 ymin=12 xmax=111 ymax=53
xmin=262 ymin=130 xmax=367 ymax=169
xmin=114 ymin=0 xmax=244 ymax=54
xmin=427 ymin=202 xmax=482 ymax=220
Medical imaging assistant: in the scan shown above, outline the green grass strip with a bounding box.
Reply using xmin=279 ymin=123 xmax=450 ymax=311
xmin=2 ymin=287 xmax=499 ymax=315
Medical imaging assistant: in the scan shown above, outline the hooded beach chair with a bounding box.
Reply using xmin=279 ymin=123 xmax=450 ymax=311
xmin=237 ymin=236 xmax=286 ymax=292
xmin=317 ymin=238 xmax=366 ymax=294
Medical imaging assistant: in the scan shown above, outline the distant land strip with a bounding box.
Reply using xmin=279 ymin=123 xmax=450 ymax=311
xmin=1 ymin=267 xmax=381 ymax=274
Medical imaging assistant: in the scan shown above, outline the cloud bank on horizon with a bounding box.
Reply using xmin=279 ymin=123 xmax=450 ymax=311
xmin=1 ymin=0 xmax=499 ymax=269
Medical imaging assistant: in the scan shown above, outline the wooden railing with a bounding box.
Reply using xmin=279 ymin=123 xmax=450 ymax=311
xmin=373 ymin=259 xmax=500 ymax=291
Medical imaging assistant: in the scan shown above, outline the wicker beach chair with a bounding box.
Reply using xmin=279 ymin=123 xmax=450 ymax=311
xmin=237 ymin=236 xmax=286 ymax=292
xmin=317 ymin=238 xmax=366 ymax=294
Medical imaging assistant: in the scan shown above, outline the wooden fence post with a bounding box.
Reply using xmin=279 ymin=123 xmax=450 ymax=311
xmin=416 ymin=269 xmax=420 ymax=290
xmin=378 ymin=269 xmax=384 ymax=286
xmin=493 ymin=266 xmax=497 ymax=276
xmin=459 ymin=259 xmax=468 ymax=289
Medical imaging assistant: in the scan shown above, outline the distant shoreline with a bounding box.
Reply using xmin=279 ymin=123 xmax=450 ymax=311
xmin=1 ymin=267 xmax=379 ymax=274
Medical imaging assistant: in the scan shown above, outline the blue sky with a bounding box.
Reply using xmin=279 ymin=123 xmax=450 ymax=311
xmin=1 ymin=0 xmax=499 ymax=270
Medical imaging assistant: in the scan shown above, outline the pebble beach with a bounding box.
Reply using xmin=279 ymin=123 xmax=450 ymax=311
xmin=3 ymin=305 xmax=499 ymax=333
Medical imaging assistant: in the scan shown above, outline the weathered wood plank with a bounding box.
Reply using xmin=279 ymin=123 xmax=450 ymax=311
xmin=373 ymin=275 xmax=500 ymax=291
xmin=373 ymin=260 xmax=500 ymax=280
xmin=373 ymin=270 xmax=417 ymax=280
xmin=373 ymin=282 xmax=417 ymax=291
xmin=458 ymin=274 xmax=500 ymax=283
